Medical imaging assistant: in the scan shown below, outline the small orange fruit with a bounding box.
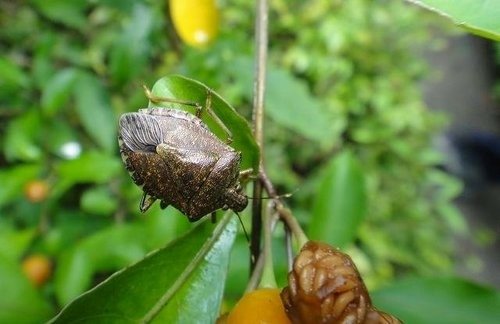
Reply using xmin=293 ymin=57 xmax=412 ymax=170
xmin=22 ymin=254 xmax=52 ymax=287
xmin=24 ymin=180 xmax=49 ymax=203
xmin=226 ymin=288 xmax=291 ymax=324
xmin=169 ymin=0 xmax=220 ymax=48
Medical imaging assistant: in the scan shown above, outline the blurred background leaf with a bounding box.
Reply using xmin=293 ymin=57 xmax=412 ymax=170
xmin=309 ymin=150 xmax=367 ymax=247
xmin=0 ymin=256 xmax=53 ymax=324
xmin=73 ymin=72 xmax=116 ymax=153
xmin=372 ymin=276 xmax=500 ymax=324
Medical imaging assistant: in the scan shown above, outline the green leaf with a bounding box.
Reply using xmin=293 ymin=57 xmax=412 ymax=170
xmin=222 ymin=56 xmax=343 ymax=148
xmin=149 ymin=75 xmax=260 ymax=170
xmin=0 ymin=164 xmax=42 ymax=208
xmin=54 ymin=224 xmax=149 ymax=305
xmin=266 ymin=68 xmax=343 ymax=148
xmin=50 ymin=213 xmax=237 ymax=323
xmin=73 ymin=72 xmax=116 ymax=152
xmin=0 ymin=227 xmax=36 ymax=261
xmin=4 ymin=111 xmax=43 ymax=162
xmin=45 ymin=120 xmax=80 ymax=159
xmin=110 ymin=4 xmax=153 ymax=86
xmin=408 ymin=0 xmax=500 ymax=41
xmin=372 ymin=276 xmax=500 ymax=324
xmin=55 ymin=249 xmax=93 ymax=306
xmin=0 ymin=255 xmax=54 ymax=323
xmin=0 ymin=57 xmax=30 ymax=94
xmin=80 ymin=186 xmax=118 ymax=216
xmin=54 ymin=210 xmax=193 ymax=304
xmin=53 ymin=151 xmax=122 ymax=197
xmin=32 ymin=0 xmax=88 ymax=29
xmin=309 ymin=150 xmax=367 ymax=247
xmin=41 ymin=68 xmax=78 ymax=116
xmin=55 ymin=225 xmax=147 ymax=305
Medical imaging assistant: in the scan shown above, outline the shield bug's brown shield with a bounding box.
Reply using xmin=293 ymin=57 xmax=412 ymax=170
xmin=118 ymin=108 xmax=247 ymax=221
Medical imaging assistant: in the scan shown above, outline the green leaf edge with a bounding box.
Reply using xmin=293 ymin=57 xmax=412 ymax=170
xmin=141 ymin=212 xmax=236 ymax=322
xmin=407 ymin=0 xmax=500 ymax=41
xmin=49 ymin=212 xmax=236 ymax=323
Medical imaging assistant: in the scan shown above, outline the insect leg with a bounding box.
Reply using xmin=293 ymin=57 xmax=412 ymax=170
xmin=239 ymin=168 xmax=255 ymax=179
xmin=201 ymin=89 xmax=234 ymax=144
xmin=140 ymin=193 xmax=157 ymax=213
xmin=142 ymin=85 xmax=202 ymax=110
xmin=143 ymin=84 xmax=233 ymax=144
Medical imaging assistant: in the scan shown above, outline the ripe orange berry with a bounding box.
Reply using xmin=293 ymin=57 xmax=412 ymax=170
xmin=24 ymin=180 xmax=49 ymax=203
xmin=226 ymin=288 xmax=291 ymax=324
xmin=169 ymin=0 xmax=220 ymax=48
xmin=22 ymin=254 xmax=52 ymax=287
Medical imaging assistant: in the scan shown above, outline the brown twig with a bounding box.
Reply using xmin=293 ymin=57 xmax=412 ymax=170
xmin=259 ymin=171 xmax=308 ymax=248
xmin=247 ymin=170 xmax=309 ymax=288
xmin=250 ymin=0 xmax=269 ymax=271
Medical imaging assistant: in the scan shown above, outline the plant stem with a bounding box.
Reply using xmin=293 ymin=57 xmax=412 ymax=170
xmin=252 ymin=0 xmax=268 ymax=146
xmin=259 ymin=171 xmax=309 ymax=248
xmin=275 ymin=204 xmax=309 ymax=249
xmin=250 ymin=0 xmax=269 ymax=271
xmin=246 ymin=174 xmax=309 ymax=290
xmin=258 ymin=203 xmax=277 ymax=289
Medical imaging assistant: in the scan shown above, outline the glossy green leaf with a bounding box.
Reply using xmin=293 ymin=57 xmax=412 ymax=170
xmin=309 ymin=150 xmax=367 ymax=247
xmin=150 ymin=75 xmax=259 ymax=170
xmin=41 ymin=68 xmax=78 ymax=116
xmin=372 ymin=276 xmax=500 ymax=324
xmin=73 ymin=72 xmax=116 ymax=152
xmin=50 ymin=213 xmax=237 ymax=323
xmin=408 ymin=0 xmax=500 ymax=41
xmin=0 ymin=255 xmax=54 ymax=323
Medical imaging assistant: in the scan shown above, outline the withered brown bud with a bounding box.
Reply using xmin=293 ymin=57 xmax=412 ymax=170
xmin=280 ymin=241 xmax=401 ymax=324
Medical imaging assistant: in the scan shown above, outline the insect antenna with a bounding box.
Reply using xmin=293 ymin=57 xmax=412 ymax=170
xmin=234 ymin=211 xmax=250 ymax=243
xmin=246 ymin=191 xmax=295 ymax=200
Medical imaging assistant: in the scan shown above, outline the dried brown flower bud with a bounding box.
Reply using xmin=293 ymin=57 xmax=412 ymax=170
xmin=280 ymin=241 xmax=401 ymax=324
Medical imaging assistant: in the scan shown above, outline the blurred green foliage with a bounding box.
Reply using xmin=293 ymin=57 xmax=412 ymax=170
xmin=0 ymin=0 xmax=475 ymax=321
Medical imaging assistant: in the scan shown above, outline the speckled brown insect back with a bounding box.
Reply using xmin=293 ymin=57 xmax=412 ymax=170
xmin=118 ymin=108 xmax=247 ymax=221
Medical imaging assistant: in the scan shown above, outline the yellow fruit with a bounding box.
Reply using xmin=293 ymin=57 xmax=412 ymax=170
xmin=24 ymin=180 xmax=49 ymax=203
xmin=226 ymin=288 xmax=291 ymax=324
xmin=169 ymin=0 xmax=220 ymax=47
xmin=22 ymin=254 xmax=52 ymax=287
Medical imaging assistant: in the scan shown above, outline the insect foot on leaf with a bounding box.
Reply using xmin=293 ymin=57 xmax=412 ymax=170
xmin=118 ymin=107 xmax=247 ymax=222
